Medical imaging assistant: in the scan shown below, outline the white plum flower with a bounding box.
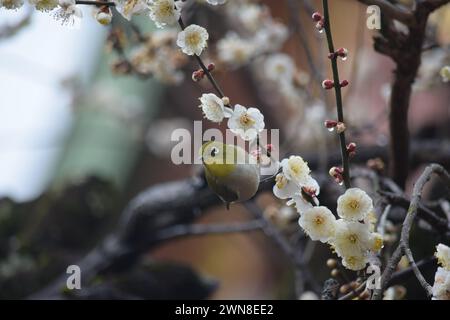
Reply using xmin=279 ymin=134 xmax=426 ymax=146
xmin=432 ymin=267 xmax=450 ymax=300
xmin=236 ymin=3 xmax=265 ymax=32
xmin=217 ymin=32 xmax=255 ymax=67
xmin=206 ymin=0 xmax=226 ymax=5
xmin=199 ymin=93 xmax=232 ymax=123
xmin=264 ymin=54 xmax=296 ymax=84
xmin=114 ymin=0 xmax=149 ymax=21
xmin=331 ymin=220 xmax=371 ymax=258
xmin=281 ymin=156 xmax=311 ymax=186
xmin=149 ymin=0 xmax=182 ymax=28
xmin=341 ymin=252 xmax=368 ymax=271
xmin=337 ymin=188 xmax=373 ymax=221
xmin=0 ymin=0 xmax=23 ymax=9
xmin=227 ymin=104 xmax=265 ymax=141
xmin=369 ymin=232 xmax=384 ymax=253
xmin=436 ymin=243 xmax=450 ymax=271
xmin=52 ymin=0 xmax=82 ymax=29
xmin=298 ymin=206 xmax=337 ymax=243
xmin=29 ymin=0 xmax=58 ymax=11
xmin=440 ymin=66 xmax=450 ymax=82
xmin=253 ymin=20 xmax=288 ymax=53
xmin=177 ymin=24 xmax=209 ymax=56
xmin=273 ymin=173 xmax=298 ymax=200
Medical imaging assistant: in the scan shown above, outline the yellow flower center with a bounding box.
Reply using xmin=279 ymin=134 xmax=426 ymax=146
xmin=186 ymin=32 xmax=201 ymax=47
xmin=275 ymin=64 xmax=286 ymax=74
xmin=233 ymin=49 xmax=247 ymax=62
xmin=239 ymin=113 xmax=255 ymax=127
xmin=348 ymin=234 xmax=358 ymax=244
xmin=347 ymin=256 xmax=357 ymax=266
xmin=157 ymin=2 xmax=174 ymax=17
xmin=347 ymin=199 xmax=360 ymax=211
xmin=275 ymin=175 xmax=287 ymax=189
xmin=314 ymin=216 xmax=324 ymax=226
xmin=373 ymin=237 xmax=383 ymax=251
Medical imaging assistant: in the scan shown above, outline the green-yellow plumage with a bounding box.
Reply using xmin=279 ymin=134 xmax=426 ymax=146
xmin=200 ymin=141 xmax=260 ymax=209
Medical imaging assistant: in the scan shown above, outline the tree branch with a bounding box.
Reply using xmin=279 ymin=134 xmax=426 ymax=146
xmin=372 ymin=164 xmax=450 ymax=299
xmin=322 ymin=0 xmax=352 ymax=188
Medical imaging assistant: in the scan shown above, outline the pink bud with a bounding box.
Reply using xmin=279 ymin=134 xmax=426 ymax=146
xmin=336 ymin=47 xmax=348 ymax=58
xmin=265 ymin=144 xmax=273 ymax=152
xmin=346 ymin=142 xmax=357 ymax=153
xmin=324 ymin=120 xmax=338 ymax=129
xmin=312 ymin=12 xmax=323 ymax=22
xmin=302 ymin=186 xmax=318 ymax=197
xmin=340 ymin=80 xmax=349 ymax=87
xmin=207 ymin=63 xmax=215 ymax=72
xmin=329 ymin=166 xmax=344 ymax=184
xmin=322 ymin=79 xmax=334 ymax=90
xmin=192 ymin=70 xmax=205 ymax=82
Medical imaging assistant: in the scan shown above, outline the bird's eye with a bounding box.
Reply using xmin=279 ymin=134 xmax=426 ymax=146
xmin=210 ymin=147 xmax=219 ymax=157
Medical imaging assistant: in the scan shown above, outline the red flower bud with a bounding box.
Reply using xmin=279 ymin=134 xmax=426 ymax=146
xmin=346 ymin=142 xmax=357 ymax=153
xmin=324 ymin=120 xmax=338 ymax=129
xmin=207 ymin=63 xmax=215 ymax=72
xmin=312 ymin=12 xmax=323 ymax=22
xmin=322 ymin=79 xmax=334 ymax=90
xmin=340 ymin=80 xmax=349 ymax=87
xmin=192 ymin=70 xmax=205 ymax=82
xmin=336 ymin=47 xmax=348 ymax=58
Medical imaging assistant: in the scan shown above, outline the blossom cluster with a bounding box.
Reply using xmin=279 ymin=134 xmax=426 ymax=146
xmin=127 ymin=29 xmax=188 ymax=84
xmin=432 ymin=243 xmax=450 ymax=300
xmin=273 ymin=160 xmax=382 ymax=271
xmin=216 ymin=1 xmax=288 ymax=68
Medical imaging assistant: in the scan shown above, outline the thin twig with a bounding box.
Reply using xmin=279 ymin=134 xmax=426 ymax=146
xmin=322 ymin=0 xmax=351 ymax=188
xmin=177 ymin=17 xmax=226 ymax=99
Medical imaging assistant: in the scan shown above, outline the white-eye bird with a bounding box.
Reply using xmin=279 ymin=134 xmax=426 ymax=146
xmin=200 ymin=141 xmax=260 ymax=210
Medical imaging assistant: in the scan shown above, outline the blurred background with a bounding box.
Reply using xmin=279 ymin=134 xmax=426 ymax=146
xmin=0 ymin=0 xmax=449 ymax=299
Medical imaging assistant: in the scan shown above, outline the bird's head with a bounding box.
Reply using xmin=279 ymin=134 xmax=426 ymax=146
xmin=200 ymin=141 xmax=243 ymax=178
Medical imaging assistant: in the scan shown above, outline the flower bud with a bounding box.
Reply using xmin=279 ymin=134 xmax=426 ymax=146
xmin=324 ymin=119 xmax=338 ymax=129
xmin=207 ymin=63 xmax=215 ymax=72
xmin=326 ymin=258 xmax=337 ymax=268
xmin=340 ymin=80 xmax=349 ymax=87
xmin=96 ymin=7 xmax=113 ymax=25
xmin=331 ymin=268 xmax=340 ymax=277
xmin=329 ymin=166 xmax=344 ymax=184
xmin=221 ymin=96 xmax=230 ymax=105
xmin=312 ymin=12 xmax=323 ymax=22
xmin=336 ymin=47 xmax=348 ymax=60
xmin=347 ymin=142 xmax=357 ymax=158
xmin=192 ymin=70 xmax=205 ymax=82
xmin=336 ymin=122 xmax=346 ymax=133
xmin=347 ymin=142 xmax=356 ymax=152
xmin=322 ymin=79 xmax=334 ymax=90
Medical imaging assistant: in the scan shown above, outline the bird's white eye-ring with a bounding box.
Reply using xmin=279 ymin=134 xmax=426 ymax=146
xmin=210 ymin=147 xmax=219 ymax=157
